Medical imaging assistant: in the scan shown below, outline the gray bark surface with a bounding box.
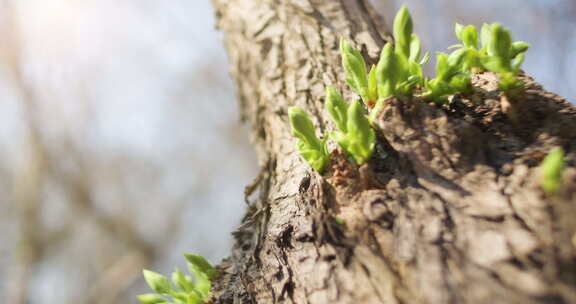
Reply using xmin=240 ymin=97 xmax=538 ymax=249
xmin=211 ymin=0 xmax=576 ymax=303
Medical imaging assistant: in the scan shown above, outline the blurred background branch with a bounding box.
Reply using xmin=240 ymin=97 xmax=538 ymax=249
xmin=0 ymin=0 xmax=257 ymax=303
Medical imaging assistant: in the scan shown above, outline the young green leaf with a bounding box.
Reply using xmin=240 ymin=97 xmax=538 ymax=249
xmin=407 ymin=36 xmax=425 ymax=86
xmin=540 ymin=147 xmax=565 ymax=195
xmin=289 ymin=106 xmax=330 ymax=172
xmin=419 ymin=51 xmax=431 ymax=65
xmin=409 ymin=33 xmax=422 ymax=62
xmin=172 ymin=268 xmax=194 ymax=293
xmin=188 ymin=263 xmax=211 ymax=299
xmin=184 ymin=254 xmax=216 ymax=280
xmin=425 ymin=46 xmax=477 ymax=101
xmin=376 ymin=43 xmax=401 ymax=99
xmin=447 ymin=48 xmax=467 ymax=72
xmin=423 ymin=78 xmax=453 ymax=103
xmin=187 ymin=292 xmax=203 ymax=304
xmin=143 ymin=270 xmax=173 ymax=295
xmin=449 ymin=74 xmax=472 ymax=94
xmin=498 ymin=72 xmax=523 ymax=92
xmin=372 ymin=6 xmax=425 ymax=100
xmin=511 ymin=52 xmax=525 ymax=73
xmin=369 ymin=99 xmax=385 ymax=123
xmin=435 ymin=52 xmax=451 ymax=81
xmin=367 ymin=65 xmax=378 ymax=104
xmin=455 ymin=23 xmax=465 ymax=41
xmin=480 ymin=23 xmax=493 ymax=54
xmin=170 ymin=291 xmax=190 ymax=303
xmin=397 ymin=74 xmax=421 ymax=97
xmin=325 ymin=86 xmax=348 ymax=132
xmin=460 ymin=25 xmax=478 ymax=49
xmin=393 ymin=5 xmax=413 ymax=58
xmin=511 ymin=41 xmax=530 ymax=58
xmin=343 ymin=100 xmax=375 ymax=164
xmin=138 ymin=293 xmax=169 ymax=304
xmin=340 ymin=38 xmax=368 ymax=100
xmin=485 ymin=24 xmax=512 ymax=72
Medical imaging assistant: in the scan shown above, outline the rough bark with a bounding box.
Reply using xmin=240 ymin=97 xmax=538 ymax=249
xmin=211 ymin=0 xmax=576 ymax=303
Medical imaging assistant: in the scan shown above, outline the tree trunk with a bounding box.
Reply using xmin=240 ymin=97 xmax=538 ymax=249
xmin=210 ymin=0 xmax=576 ymax=303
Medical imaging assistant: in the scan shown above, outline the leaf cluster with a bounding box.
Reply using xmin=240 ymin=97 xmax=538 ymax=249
xmin=289 ymin=5 xmax=532 ymax=172
xmin=341 ymin=6 xmax=530 ymax=105
xmin=325 ymin=87 xmax=375 ymax=164
xmin=376 ymin=6 xmax=429 ymax=101
xmin=289 ymin=89 xmax=375 ymax=171
xmin=341 ymin=6 xmax=429 ymax=109
xmin=139 ymin=254 xmax=217 ymax=304
xmin=423 ymin=49 xmax=474 ymax=102
xmin=447 ymin=22 xmax=530 ymax=95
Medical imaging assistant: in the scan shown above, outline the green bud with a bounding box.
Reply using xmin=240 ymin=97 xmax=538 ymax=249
xmin=288 ymin=106 xmax=329 ymax=172
xmin=393 ymin=5 xmax=413 ymax=58
xmin=137 ymin=293 xmax=168 ymax=304
xmin=397 ymin=74 xmax=420 ymax=97
xmin=184 ymin=254 xmax=216 ymax=279
xmin=481 ymin=56 xmax=505 ymax=74
xmin=450 ymin=24 xmax=481 ymax=72
xmin=449 ymin=74 xmax=472 ymax=94
xmin=447 ymin=43 xmax=464 ymax=50
xmin=460 ymin=25 xmax=478 ymax=49
xmin=188 ymin=263 xmax=211 ymax=299
xmin=367 ymin=65 xmax=378 ymax=103
xmin=435 ymin=52 xmax=451 ymax=81
xmin=423 ymin=78 xmax=454 ymax=102
xmin=408 ymin=61 xmax=423 ymax=84
xmin=540 ymin=147 xmax=565 ymax=195
xmin=376 ymin=43 xmax=398 ymax=99
xmin=455 ymin=23 xmax=464 ymax=41
xmin=425 ymin=48 xmax=476 ymax=101
xmin=450 ymin=47 xmax=480 ymax=73
xmin=289 ymin=107 xmax=319 ymax=143
xmin=325 ymin=87 xmax=348 ymax=132
xmin=511 ymin=41 xmax=530 ymax=59
xmin=340 ymin=38 xmax=368 ymax=98
xmin=369 ymin=99 xmax=385 ymax=123
xmin=448 ymin=48 xmax=467 ymax=69
xmin=487 ymin=24 xmax=512 ymax=71
xmin=172 ymin=268 xmax=194 ymax=293
xmin=480 ymin=23 xmax=493 ymax=53
xmin=488 ymin=24 xmax=511 ymax=57
xmin=511 ymin=52 xmax=525 ymax=73
xmin=187 ymin=291 xmax=203 ymax=304
xmin=409 ymin=33 xmax=422 ymax=62
xmin=345 ymin=100 xmax=375 ymax=164
xmin=419 ymin=51 xmax=431 ymax=65
xmin=170 ymin=291 xmax=189 ymax=303
xmin=498 ymin=72 xmax=523 ymax=92
xmin=143 ymin=270 xmax=173 ymax=295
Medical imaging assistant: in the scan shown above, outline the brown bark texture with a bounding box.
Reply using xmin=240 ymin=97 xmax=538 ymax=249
xmin=211 ymin=0 xmax=576 ymax=303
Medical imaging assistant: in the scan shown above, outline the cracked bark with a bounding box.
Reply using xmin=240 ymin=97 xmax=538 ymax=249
xmin=210 ymin=0 xmax=576 ymax=303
